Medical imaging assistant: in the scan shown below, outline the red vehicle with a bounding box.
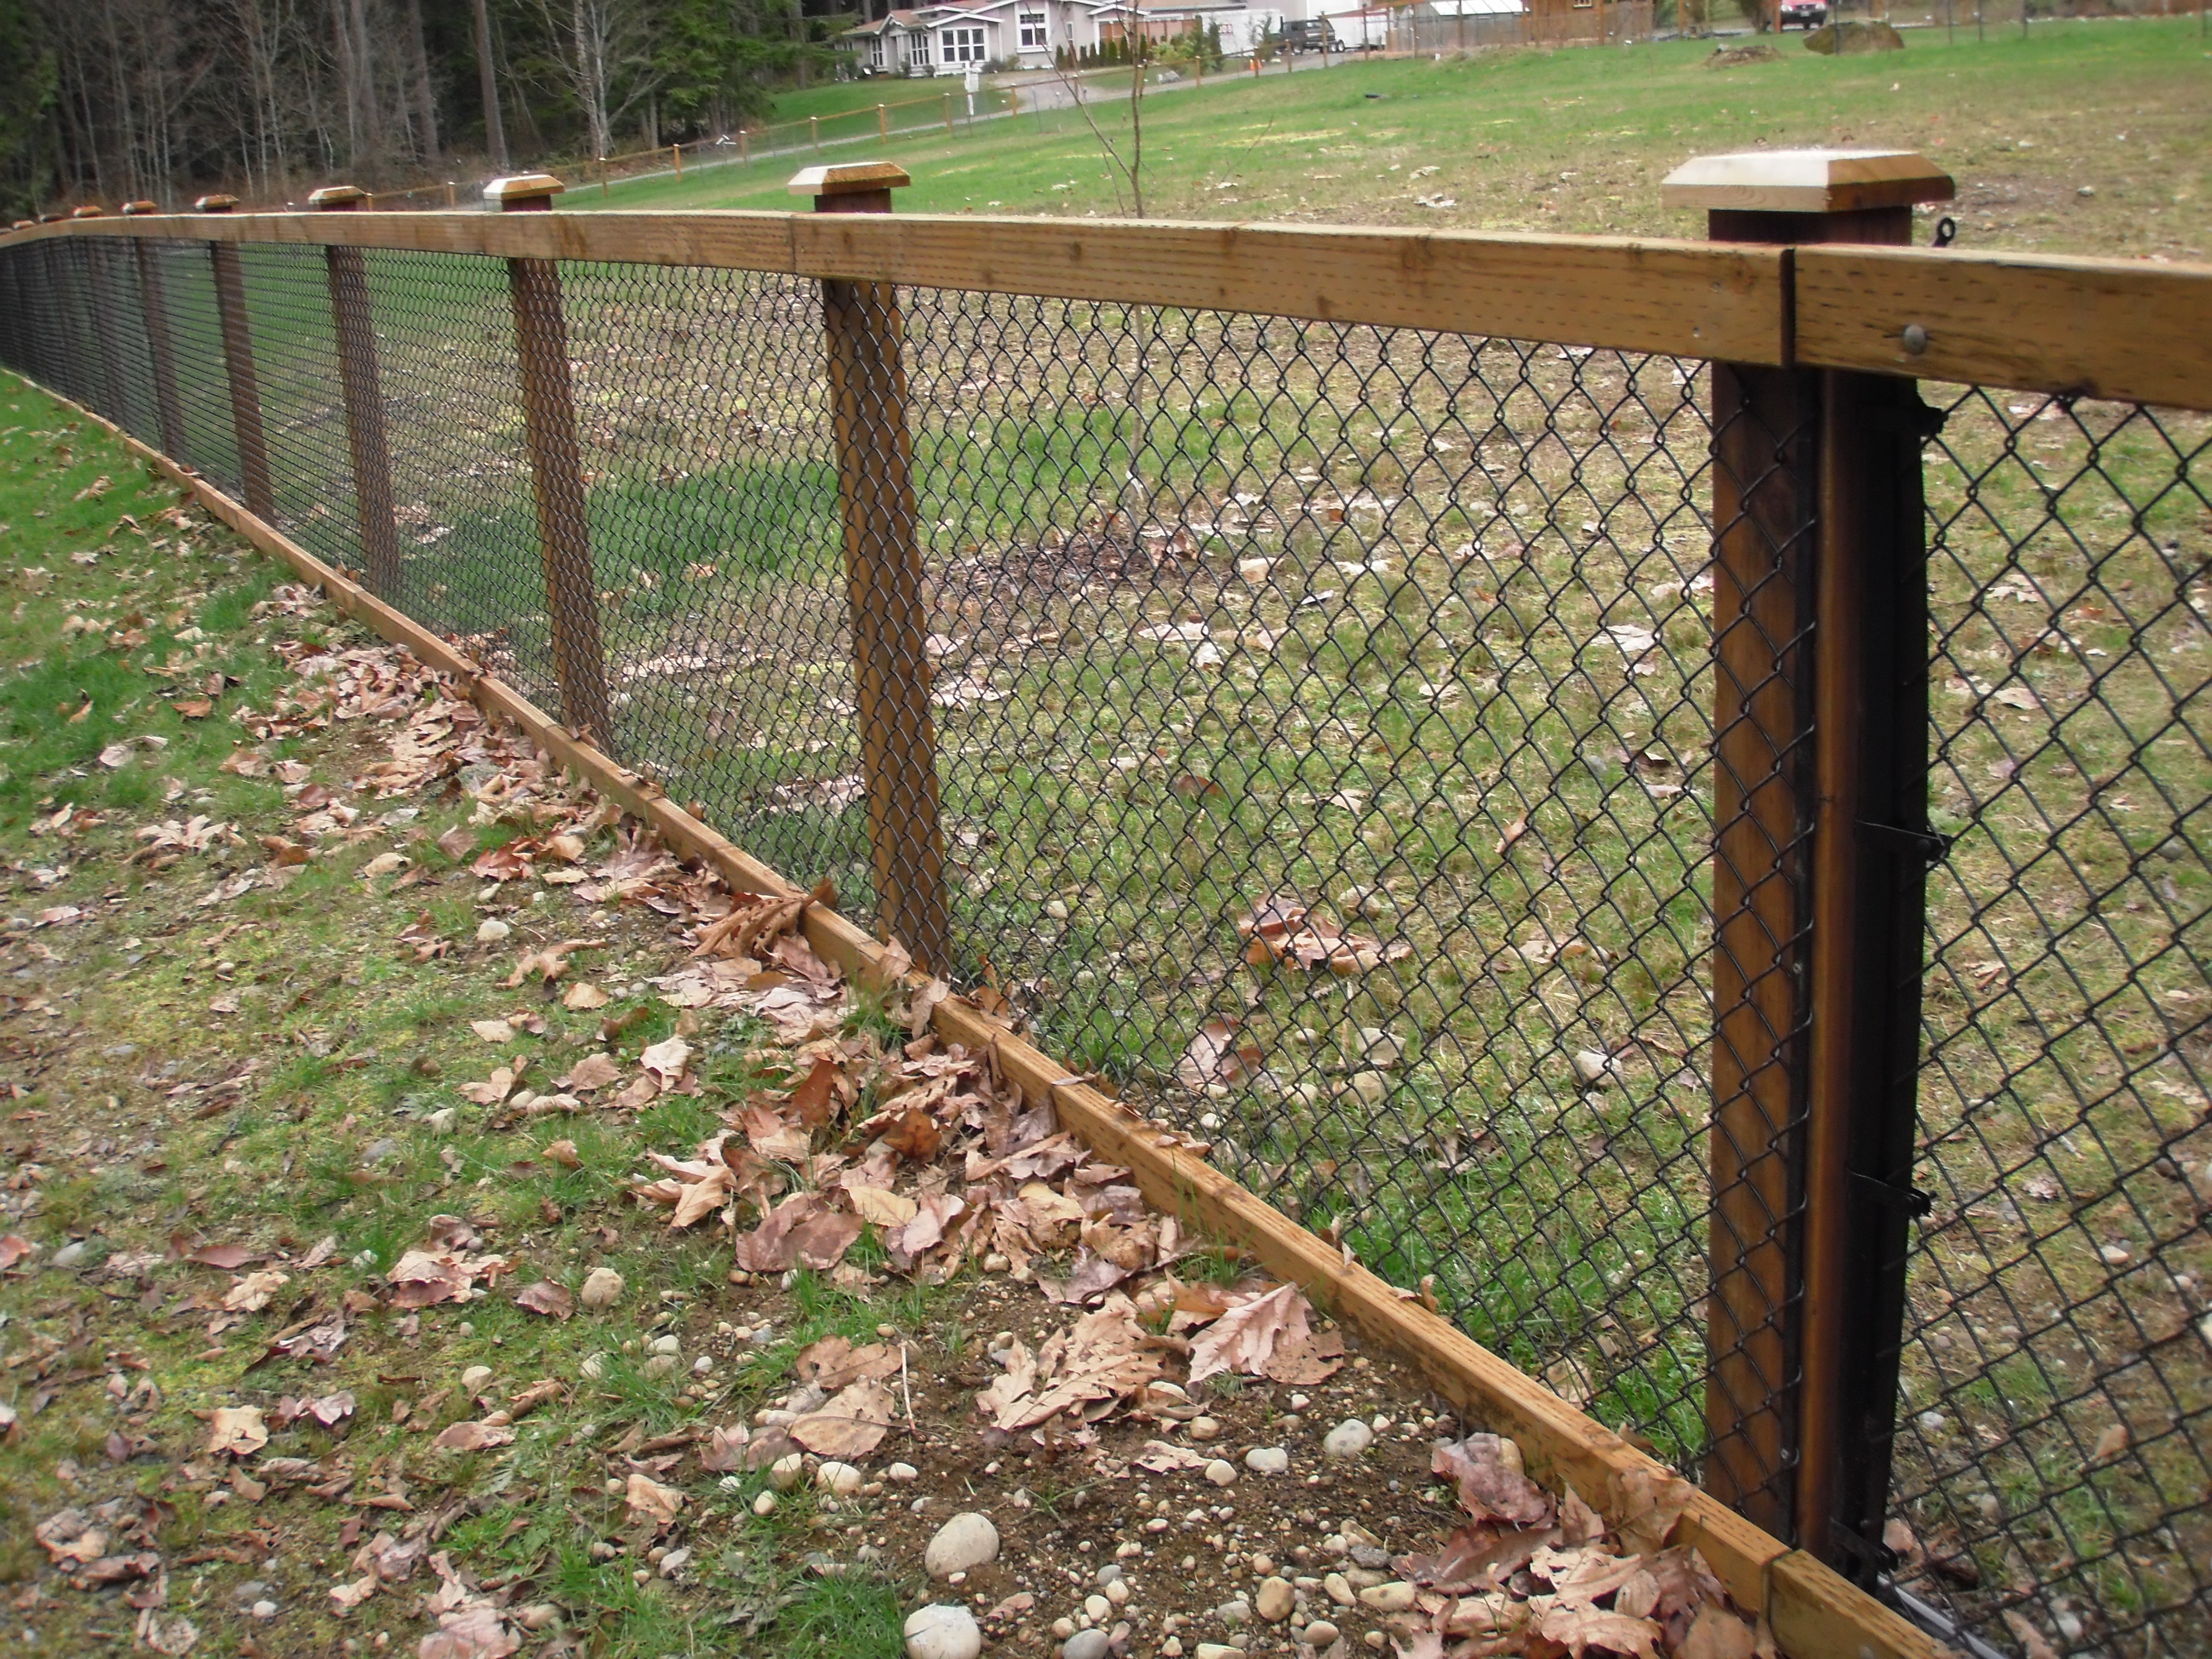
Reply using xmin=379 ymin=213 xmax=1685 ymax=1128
xmin=1780 ymin=0 xmax=1829 ymax=25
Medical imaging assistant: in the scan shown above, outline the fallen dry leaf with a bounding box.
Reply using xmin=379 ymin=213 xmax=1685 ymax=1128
xmin=562 ymin=982 xmax=609 ymax=1010
xmin=789 ymin=1378 xmax=896 ymax=1458
xmin=625 ymin=1472 xmax=685 ymax=1524
xmin=1435 ymin=1434 xmax=1555 ymax=1528
xmin=434 ymin=1421 xmax=516 ymax=1453
xmin=207 ymin=1406 xmax=269 ymax=1458
xmin=514 ymin=1280 xmax=574 ymax=1319
xmin=470 ymin=1019 xmax=516 ymax=1045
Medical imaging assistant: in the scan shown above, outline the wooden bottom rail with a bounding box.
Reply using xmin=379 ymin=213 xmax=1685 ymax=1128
xmin=19 ymin=372 xmax=1958 ymax=1659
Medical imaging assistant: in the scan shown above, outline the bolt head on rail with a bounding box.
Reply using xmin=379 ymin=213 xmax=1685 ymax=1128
xmin=308 ymin=184 xmax=367 ymax=212
xmin=482 ymin=173 xmax=568 ymax=213
xmin=194 ymin=195 xmax=241 ymax=214
xmin=788 ymin=160 xmax=911 ymax=216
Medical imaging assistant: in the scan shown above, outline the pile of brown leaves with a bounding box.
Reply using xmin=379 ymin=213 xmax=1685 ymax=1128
xmin=1390 ymin=1436 xmax=1765 ymax=1659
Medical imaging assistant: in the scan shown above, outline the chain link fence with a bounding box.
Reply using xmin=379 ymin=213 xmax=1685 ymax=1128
xmin=0 ymin=224 xmax=2204 ymax=1659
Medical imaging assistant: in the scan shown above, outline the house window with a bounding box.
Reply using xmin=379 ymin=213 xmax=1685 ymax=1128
xmin=941 ymin=24 xmax=987 ymax=61
xmin=908 ymin=31 xmax=931 ymax=65
xmin=1019 ymin=9 xmax=1048 ymax=46
xmin=869 ymin=36 xmax=885 ymax=64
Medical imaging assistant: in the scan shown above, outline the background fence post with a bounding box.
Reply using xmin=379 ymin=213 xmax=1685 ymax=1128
xmin=81 ymin=208 xmax=132 ymax=425
xmin=310 ymin=185 xmax=402 ymax=597
xmin=130 ymin=227 xmax=187 ymax=462
xmin=793 ymin=160 xmax=954 ymax=973
xmin=1665 ymin=149 xmax=1954 ymax=1565
xmin=194 ymin=194 xmax=275 ymax=521
xmin=484 ymin=173 xmax=613 ymax=748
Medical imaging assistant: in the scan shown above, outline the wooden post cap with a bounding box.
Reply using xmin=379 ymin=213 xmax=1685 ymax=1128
xmin=1661 ymin=150 xmax=1954 ymax=215
xmin=10 ymin=220 xmax=30 ymax=230
xmin=483 ymin=173 xmax=567 ymax=210
xmin=786 ymin=161 xmax=912 ymax=199
xmin=194 ymin=195 xmax=241 ymax=213
xmin=72 ymin=205 xmax=106 ymax=218
xmin=122 ymin=199 xmax=161 ymax=215
xmin=308 ymin=184 xmax=367 ymax=210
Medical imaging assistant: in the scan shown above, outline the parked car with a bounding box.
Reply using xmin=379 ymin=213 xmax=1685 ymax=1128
xmin=1282 ymin=18 xmax=1330 ymax=51
xmin=1780 ymin=0 xmax=1829 ymax=26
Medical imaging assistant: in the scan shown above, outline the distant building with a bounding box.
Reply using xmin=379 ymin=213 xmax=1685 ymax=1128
xmin=840 ymin=0 xmax=1281 ymax=74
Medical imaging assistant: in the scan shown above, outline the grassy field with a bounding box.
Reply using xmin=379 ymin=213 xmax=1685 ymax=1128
xmin=594 ymin=17 xmax=2212 ymax=259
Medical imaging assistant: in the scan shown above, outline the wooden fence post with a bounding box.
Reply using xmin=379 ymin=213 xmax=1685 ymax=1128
xmin=310 ymin=185 xmax=403 ymax=597
xmin=878 ymin=103 xmax=889 ymax=139
xmin=131 ymin=230 xmax=187 ymax=462
xmin=483 ymin=173 xmax=612 ymax=748
xmin=1663 ymin=149 xmax=1954 ymax=1567
xmin=791 ymin=161 xmax=954 ymax=973
xmin=193 ymin=195 xmax=275 ymax=521
xmin=673 ymin=143 xmax=683 ymax=181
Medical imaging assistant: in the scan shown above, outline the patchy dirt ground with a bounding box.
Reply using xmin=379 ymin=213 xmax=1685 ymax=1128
xmin=0 ymin=382 xmax=1771 ymax=1659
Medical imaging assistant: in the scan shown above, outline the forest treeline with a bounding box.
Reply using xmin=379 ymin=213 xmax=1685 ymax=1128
xmin=0 ymin=0 xmax=851 ymax=218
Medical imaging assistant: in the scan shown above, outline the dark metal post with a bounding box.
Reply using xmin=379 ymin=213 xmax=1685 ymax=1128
xmin=195 ymin=195 xmax=275 ymax=521
xmin=484 ymin=173 xmax=612 ymax=747
xmin=793 ymin=161 xmax=954 ymax=974
xmin=124 ymin=218 xmax=189 ymax=462
xmin=1664 ymin=149 xmax=1954 ymax=1568
xmin=310 ymin=184 xmax=402 ymax=596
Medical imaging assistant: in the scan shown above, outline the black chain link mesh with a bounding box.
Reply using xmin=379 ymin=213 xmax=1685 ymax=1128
xmin=1882 ymin=389 xmax=2211 ymax=1659
xmin=2 ymin=230 xmax=2207 ymax=1659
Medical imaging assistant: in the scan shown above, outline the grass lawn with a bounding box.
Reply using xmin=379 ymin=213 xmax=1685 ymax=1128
xmin=594 ymin=16 xmax=2212 ymax=260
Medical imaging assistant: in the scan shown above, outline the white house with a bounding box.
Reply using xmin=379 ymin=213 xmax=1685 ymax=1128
xmin=842 ymin=0 xmax=1281 ymax=75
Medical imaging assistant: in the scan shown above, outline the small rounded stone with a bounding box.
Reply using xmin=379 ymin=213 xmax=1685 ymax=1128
xmin=1303 ymin=1621 xmax=1341 ymax=1649
xmin=752 ymin=1490 xmax=778 ymax=1517
xmin=925 ymin=1512 xmax=1000 ymax=1578
xmin=888 ymin=1462 xmax=921 ymax=1483
xmin=1188 ymin=1416 xmax=1222 ymax=1443
xmin=903 ymin=1603 xmax=983 ymax=1659
xmin=1255 ymin=1578 xmax=1295 ymax=1623
xmin=1244 ymin=1447 xmax=1289 ymax=1476
xmin=1062 ymin=1632 xmax=1111 ymax=1659
xmin=816 ymin=1461 xmax=863 ymax=1497
xmin=1322 ymin=1420 xmax=1374 ymax=1460
xmin=769 ymin=1453 xmax=806 ymax=1491
xmin=579 ymin=1267 xmax=624 ymax=1309
xmin=1204 ymin=1460 xmax=1238 ymax=1487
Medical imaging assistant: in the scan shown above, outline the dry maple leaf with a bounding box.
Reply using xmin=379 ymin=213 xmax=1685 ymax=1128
xmin=1187 ymin=1282 xmax=1335 ymax=1386
xmin=514 ymin=1280 xmax=574 ymax=1319
xmin=668 ymin=1166 xmax=734 ymax=1230
xmin=1435 ymin=1434 xmax=1556 ymax=1528
xmin=789 ymin=1378 xmax=896 ymax=1458
xmin=1396 ymin=1520 xmax=1560 ymax=1593
xmin=977 ymin=1295 xmax=1164 ymax=1431
xmin=625 ymin=1472 xmax=685 ymax=1524
xmin=207 ymin=1406 xmax=268 ymax=1458
xmin=434 ymin=1420 xmax=515 ymax=1453
xmin=419 ymin=1604 xmax=520 ymax=1659
xmin=1530 ymin=1600 xmax=1661 ymax=1659
xmin=1178 ymin=1017 xmax=1261 ymax=1093
xmin=640 ymin=1036 xmax=691 ymax=1088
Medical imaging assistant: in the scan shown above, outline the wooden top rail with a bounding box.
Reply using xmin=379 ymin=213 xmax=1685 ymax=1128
xmin=1 ymin=209 xmax=1788 ymax=364
xmin=8 ymin=209 xmax=2212 ymax=407
xmin=1794 ymin=243 xmax=2212 ymax=412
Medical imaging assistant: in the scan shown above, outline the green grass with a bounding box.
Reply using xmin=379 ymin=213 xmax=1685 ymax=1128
xmin=0 ymin=383 xmax=970 ymax=1658
xmin=583 ymin=19 xmax=2212 ymax=260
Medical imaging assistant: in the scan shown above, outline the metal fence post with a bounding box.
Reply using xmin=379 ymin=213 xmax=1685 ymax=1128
xmin=75 ymin=206 xmax=132 ymax=425
xmin=310 ymin=185 xmax=402 ymax=597
xmin=793 ymin=161 xmax=954 ymax=973
xmin=1665 ymin=149 xmax=1954 ymax=1565
xmin=195 ymin=195 xmax=275 ymax=521
xmin=484 ymin=173 xmax=612 ymax=748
